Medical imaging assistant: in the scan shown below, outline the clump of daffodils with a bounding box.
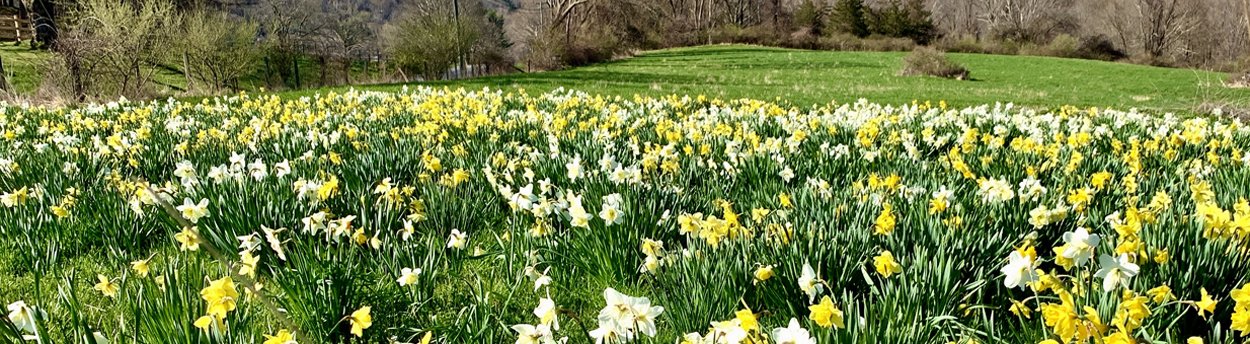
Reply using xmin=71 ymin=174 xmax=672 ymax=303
xmin=589 ymin=288 xmax=663 ymax=343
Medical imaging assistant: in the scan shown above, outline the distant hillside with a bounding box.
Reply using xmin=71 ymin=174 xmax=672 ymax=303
xmin=304 ymin=44 xmax=1250 ymax=115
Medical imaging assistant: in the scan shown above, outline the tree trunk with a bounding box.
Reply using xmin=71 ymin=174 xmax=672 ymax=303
xmin=317 ymin=56 xmax=327 ymax=86
xmin=1243 ymin=0 xmax=1250 ymax=44
xmin=293 ymin=58 xmax=301 ymax=89
xmin=182 ymin=51 xmax=192 ymax=92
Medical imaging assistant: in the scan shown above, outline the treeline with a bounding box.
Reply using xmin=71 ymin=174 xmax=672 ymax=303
xmin=33 ymin=0 xmax=512 ymax=101
xmin=521 ymin=0 xmax=1248 ymax=69
xmin=22 ymin=0 xmax=1250 ymax=101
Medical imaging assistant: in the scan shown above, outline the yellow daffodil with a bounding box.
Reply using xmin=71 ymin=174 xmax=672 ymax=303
xmin=348 ymin=306 xmax=372 ymax=337
xmin=808 ymin=296 xmax=844 ymax=329
xmin=93 ymin=274 xmax=118 ymax=298
xmin=873 ymin=250 xmax=902 ymax=278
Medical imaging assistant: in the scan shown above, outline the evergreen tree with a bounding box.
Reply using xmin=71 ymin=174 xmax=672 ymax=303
xmin=867 ymin=0 xmax=935 ymax=44
xmin=794 ymin=0 xmax=826 ymax=36
xmin=830 ymin=0 xmax=869 ymax=38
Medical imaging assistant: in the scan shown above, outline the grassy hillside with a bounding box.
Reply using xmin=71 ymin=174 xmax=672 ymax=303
xmin=314 ymin=44 xmax=1248 ymax=114
xmin=8 ymin=44 xmax=1247 ymax=114
xmin=0 ymin=45 xmax=48 ymax=94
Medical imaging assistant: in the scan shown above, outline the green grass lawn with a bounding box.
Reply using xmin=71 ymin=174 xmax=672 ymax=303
xmin=297 ymin=44 xmax=1250 ymax=114
xmin=7 ymin=43 xmax=1248 ymax=114
xmin=0 ymin=44 xmax=48 ymax=94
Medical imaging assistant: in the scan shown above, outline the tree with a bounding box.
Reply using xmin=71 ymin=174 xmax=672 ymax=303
xmin=182 ymin=10 xmax=262 ymax=93
xmin=382 ymin=0 xmax=492 ymax=81
xmin=254 ymin=0 xmax=329 ymax=89
xmin=980 ymin=0 xmax=1076 ymax=43
xmin=52 ymin=0 xmax=180 ymax=100
xmin=1103 ymin=0 xmax=1198 ymax=64
xmin=794 ymin=0 xmax=826 ymax=36
xmin=869 ymin=0 xmax=936 ymax=44
xmin=830 ymin=0 xmax=869 ymax=38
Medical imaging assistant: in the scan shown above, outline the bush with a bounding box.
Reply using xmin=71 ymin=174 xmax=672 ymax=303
xmin=937 ymin=35 xmax=990 ymax=54
xmin=708 ymin=25 xmax=785 ymax=46
xmin=1073 ymin=35 xmax=1126 ymax=61
xmin=1034 ymin=34 xmax=1080 ymax=58
xmin=818 ymin=33 xmax=916 ymax=52
xmin=899 ymin=46 xmax=969 ymax=80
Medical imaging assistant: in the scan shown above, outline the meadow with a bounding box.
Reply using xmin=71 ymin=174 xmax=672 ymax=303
xmin=1 ymin=46 xmax=1250 ymax=344
xmin=8 ymin=44 xmax=1250 ymax=114
xmin=333 ymin=45 xmax=1250 ymax=115
xmin=1 ymin=86 xmax=1249 ymax=343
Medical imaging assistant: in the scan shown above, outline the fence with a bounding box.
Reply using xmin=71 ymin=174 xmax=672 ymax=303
xmin=0 ymin=14 xmax=31 ymax=42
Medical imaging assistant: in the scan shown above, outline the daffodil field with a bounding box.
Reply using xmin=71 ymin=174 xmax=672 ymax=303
xmin=1 ymin=87 xmax=1249 ymax=344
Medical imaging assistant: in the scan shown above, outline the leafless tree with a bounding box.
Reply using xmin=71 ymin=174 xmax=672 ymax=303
xmin=978 ymin=0 xmax=1074 ymax=43
xmin=52 ymin=0 xmax=181 ymax=99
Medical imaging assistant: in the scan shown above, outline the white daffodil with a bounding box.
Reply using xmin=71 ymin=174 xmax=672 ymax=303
xmin=447 ymin=229 xmax=468 ymax=250
xmin=599 ymin=194 xmax=624 ymax=226
xmin=798 ymin=262 xmax=823 ymax=302
xmin=771 ymin=318 xmax=815 ymax=344
xmin=262 ymin=226 xmax=287 ymax=261
xmin=247 ymin=159 xmax=268 ymax=181
xmin=400 ymin=219 xmax=416 ymax=241
xmin=1094 ymin=253 xmax=1140 ymax=292
xmin=779 ymin=166 xmax=795 ymax=182
xmin=511 ymin=323 xmax=555 ymax=344
xmin=534 ymin=297 xmax=559 ymax=330
xmin=1017 ymin=177 xmax=1047 ymax=201
xmin=598 ymin=288 xmax=632 ymax=326
xmin=708 ymin=319 xmax=748 ymax=344
xmin=978 ymin=178 xmax=1015 ymax=203
xmin=397 ymin=267 xmax=421 ymax=286
xmin=1061 ymin=227 xmax=1101 ymax=267
xmin=626 ymin=297 xmax=663 ymax=337
xmin=176 ymin=198 xmax=210 ymax=223
xmin=237 ymin=233 xmax=261 ymax=253
xmin=173 ymin=160 xmax=197 ymax=180
xmin=1000 ymin=251 xmax=1038 ymax=289
xmin=6 ymin=301 xmax=37 ymax=334
xmin=588 ymin=322 xmax=627 ymax=344
xmin=566 ymin=155 xmax=583 ymax=181
xmin=525 ymin=266 xmax=552 ymax=291
xmin=274 ymin=160 xmax=291 ymax=178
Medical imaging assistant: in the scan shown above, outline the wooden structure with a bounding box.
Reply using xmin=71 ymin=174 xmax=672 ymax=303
xmin=0 ymin=0 xmax=32 ymax=43
xmin=0 ymin=14 xmax=32 ymax=42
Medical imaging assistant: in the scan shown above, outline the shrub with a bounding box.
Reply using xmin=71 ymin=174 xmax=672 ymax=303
xmin=1073 ymin=35 xmax=1126 ymax=61
xmin=1039 ymin=34 xmax=1080 ymax=58
xmin=818 ymin=33 xmax=916 ymax=52
xmin=899 ymin=46 xmax=969 ymax=80
xmin=937 ymin=35 xmax=990 ymax=54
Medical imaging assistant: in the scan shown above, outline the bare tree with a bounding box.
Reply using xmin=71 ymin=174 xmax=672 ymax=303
xmin=182 ymin=10 xmax=261 ymax=93
xmin=52 ymin=0 xmax=181 ymax=100
xmin=253 ymin=0 xmax=328 ymax=88
xmin=976 ymin=0 xmax=1074 ymax=43
xmin=1099 ymin=0 xmax=1199 ymax=63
